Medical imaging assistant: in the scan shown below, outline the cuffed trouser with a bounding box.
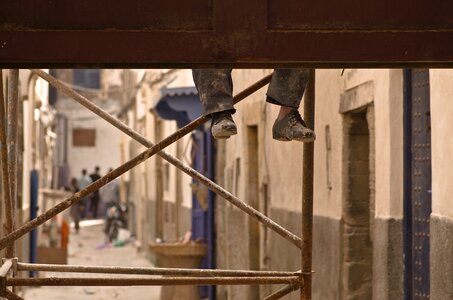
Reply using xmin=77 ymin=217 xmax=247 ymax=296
xmin=192 ymin=69 xmax=310 ymax=116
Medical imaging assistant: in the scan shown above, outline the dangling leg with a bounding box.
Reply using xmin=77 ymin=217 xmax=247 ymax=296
xmin=266 ymin=69 xmax=315 ymax=142
xmin=192 ymin=69 xmax=237 ymax=139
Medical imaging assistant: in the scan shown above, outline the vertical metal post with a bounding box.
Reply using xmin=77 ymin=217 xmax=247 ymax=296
xmin=0 ymin=70 xmax=14 ymax=258
xmin=301 ymin=69 xmax=315 ymax=300
xmin=6 ymin=69 xmax=19 ymax=258
xmin=0 ymin=70 xmax=4 ymax=238
xmin=175 ymin=139 xmax=182 ymax=239
xmin=154 ymin=116 xmax=164 ymax=239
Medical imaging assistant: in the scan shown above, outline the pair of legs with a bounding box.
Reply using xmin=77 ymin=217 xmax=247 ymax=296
xmin=71 ymin=204 xmax=81 ymax=233
xmin=192 ymin=69 xmax=315 ymax=142
xmin=90 ymin=196 xmax=100 ymax=219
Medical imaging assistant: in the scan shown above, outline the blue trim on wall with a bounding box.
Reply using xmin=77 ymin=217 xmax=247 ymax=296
xmin=30 ymin=170 xmax=39 ymax=277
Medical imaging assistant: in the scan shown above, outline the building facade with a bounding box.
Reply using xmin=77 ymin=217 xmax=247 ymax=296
xmin=52 ymin=69 xmax=123 ymax=188
xmin=214 ymin=69 xmax=452 ymax=300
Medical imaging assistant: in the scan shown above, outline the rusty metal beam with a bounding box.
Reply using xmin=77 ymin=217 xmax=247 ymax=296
xmin=301 ymin=70 xmax=315 ymax=300
xmin=17 ymin=262 xmax=300 ymax=277
xmin=31 ymin=69 xmax=303 ymax=249
xmin=0 ymin=70 xmax=4 ymax=210
xmin=7 ymin=276 xmax=301 ymax=286
xmin=6 ymin=69 xmax=19 ymax=258
xmin=3 ymin=32 xmax=453 ymax=68
xmin=2 ymin=1 xmax=453 ymax=65
xmin=0 ymin=70 xmax=15 ymax=256
xmin=263 ymin=284 xmax=300 ymax=300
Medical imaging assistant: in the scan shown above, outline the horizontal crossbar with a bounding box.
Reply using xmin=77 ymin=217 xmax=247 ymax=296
xmin=17 ymin=262 xmax=301 ymax=277
xmin=7 ymin=276 xmax=301 ymax=286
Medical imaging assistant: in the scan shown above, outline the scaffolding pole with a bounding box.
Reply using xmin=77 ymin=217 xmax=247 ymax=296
xmin=16 ymin=262 xmax=301 ymax=277
xmin=0 ymin=70 xmax=15 ymax=258
xmin=0 ymin=71 xmax=301 ymax=251
xmin=301 ymin=69 xmax=315 ymax=300
xmin=6 ymin=69 xmax=19 ymax=258
xmin=7 ymin=276 xmax=301 ymax=287
xmin=29 ymin=69 xmax=302 ymax=249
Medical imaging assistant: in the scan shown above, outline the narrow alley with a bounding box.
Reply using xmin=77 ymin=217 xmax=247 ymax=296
xmin=22 ymin=222 xmax=161 ymax=300
xmin=0 ymin=66 xmax=451 ymax=299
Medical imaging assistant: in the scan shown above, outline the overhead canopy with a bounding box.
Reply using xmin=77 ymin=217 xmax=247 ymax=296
xmin=154 ymin=87 xmax=202 ymax=129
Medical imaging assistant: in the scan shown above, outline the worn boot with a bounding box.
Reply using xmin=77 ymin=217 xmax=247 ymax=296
xmin=211 ymin=111 xmax=237 ymax=139
xmin=272 ymin=109 xmax=316 ymax=142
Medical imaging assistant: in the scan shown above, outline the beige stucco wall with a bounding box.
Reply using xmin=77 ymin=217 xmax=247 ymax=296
xmin=374 ymin=69 xmax=403 ymax=218
xmin=313 ymin=69 xmax=344 ymax=219
xmin=224 ymin=68 xmax=404 ymax=219
xmin=62 ymin=103 xmax=123 ymax=178
xmin=217 ymin=68 xmax=405 ymax=299
xmin=341 ymin=69 xmax=404 ymax=219
xmin=430 ymin=69 xmax=453 ymax=218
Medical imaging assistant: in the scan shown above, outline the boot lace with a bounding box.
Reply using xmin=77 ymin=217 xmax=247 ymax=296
xmin=289 ymin=110 xmax=307 ymax=127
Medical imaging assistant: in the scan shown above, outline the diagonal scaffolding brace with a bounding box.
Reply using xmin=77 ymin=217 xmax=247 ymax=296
xmin=0 ymin=70 xmax=301 ymax=251
xmin=21 ymin=69 xmax=302 ymax=248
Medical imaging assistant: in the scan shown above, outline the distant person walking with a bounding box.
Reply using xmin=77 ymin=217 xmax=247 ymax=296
xmin=77 ymin=169 xmax=92 ymax=219
xmin=89 ymin=166 xmax=102 ymax=219
xmin=100 ymin=168 xmax=120 ymax=211
xmin=66 ymin=178 xmax=82 ymax=233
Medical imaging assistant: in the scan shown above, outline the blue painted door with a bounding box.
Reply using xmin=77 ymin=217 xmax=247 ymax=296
xmin=404 ymin=69 xmax=431 ymax=300
xmin=191 ymin=130 xmax=215 ymax=299
xmin=29 ymin=170 xmax=39 ymax=277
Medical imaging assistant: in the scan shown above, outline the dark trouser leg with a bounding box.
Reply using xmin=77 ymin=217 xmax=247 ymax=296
xmin=266 ymin=69 xmax=311 ymax=108
xmin=80 ymin=198 xmax=87 ymax=219
xmin=192 ymin=69 xmax=236 ymax=116
xmin=74 ymin=208 xmax=80 ymax=232
xmin=92 ymin=198 xmax=99 ymax=219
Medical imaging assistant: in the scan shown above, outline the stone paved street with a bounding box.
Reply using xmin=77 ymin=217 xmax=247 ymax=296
xmin=22 ymin=221 xmax=161 ymax=300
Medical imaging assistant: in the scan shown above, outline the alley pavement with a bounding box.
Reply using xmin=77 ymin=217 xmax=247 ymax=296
xmin=22 ymin=221 xmax=161 ymax=300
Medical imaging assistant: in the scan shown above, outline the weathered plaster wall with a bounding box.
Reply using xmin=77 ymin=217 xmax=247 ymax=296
xmin=429 ymin=69 xmax=453 ymax=299
xmin=65 ymin=106 xmax=122 ymax=179
xmin=215 ymin=69 xmax=404 ymax=300
xmin=429 ymin=69 xmax=453 ymax=219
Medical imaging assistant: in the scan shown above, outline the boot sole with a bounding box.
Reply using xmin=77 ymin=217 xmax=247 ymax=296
xmin=212 ymin=128 xmax=238 ymax=139
xmin=273 ymin=132 xmax=316 ymax=143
